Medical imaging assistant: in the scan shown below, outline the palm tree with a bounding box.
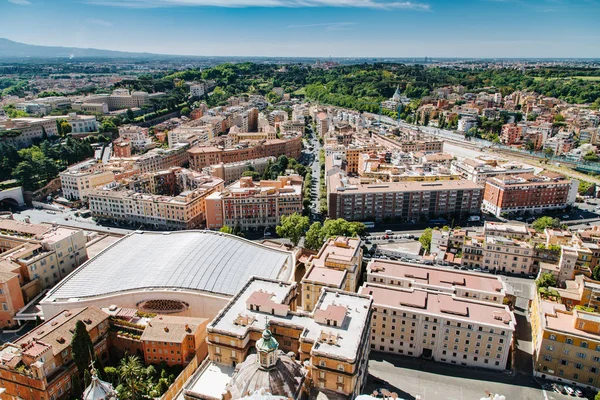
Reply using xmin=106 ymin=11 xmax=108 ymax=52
xmin=118 ymin=355 xmax=147 ymax=400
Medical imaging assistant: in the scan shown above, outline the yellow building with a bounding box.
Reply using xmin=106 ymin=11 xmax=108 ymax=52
xmin=532 ymin=289 xmax=600 ymax=390
xmin=301 ymin=236 xmax=363 ymax=311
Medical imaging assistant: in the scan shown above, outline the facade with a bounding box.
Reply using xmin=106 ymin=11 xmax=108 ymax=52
xmin=77 ymin=89 xmax=164 ymax=112
xmin=188 ymin=135 xmax=302 ymax=171
xmin=301 ymin=237 xmax=363 ymax=311
xmin=483 ymin=173 xmax=578 ymax=217
xmin=482 ymin=235 xmax=536 ymax=275
xmin=118 ymin=125 xmax=154 ymax=151
xmin=89 ymin=174 xmax=224 ymax=230
xmin=168 ymin=126 xmax=213 ymax=147
xmin=0 ymin=118 xmax=58 ymax=149
xmin=532 ymin=291 xmax=600 ymax=390
xmin=360 ymin=283 xmax=515 ymax=371
xmin=0 ymin=307 xmax=110 ymax=400
xmin=15 ymin=96 xmax=70 ymax=116
xmin=327 ymin=173 xmax=483 ymax=222
xmin=204 ymin=277 xmax=373 ymax=399
xmin=59 ymin=160 xmax=116 ymax=201
xmin=205 ymin=176 xmax=303 ymax=229
xmin=190 ymin=83 xmax=206 ymax=98
xmin=316 ymin=112 xmax=329 ymax=137
xmin=361 ymin=260 xmax=514 ymax=370
xmin=396 ymin=140 xmax=444 ymax=153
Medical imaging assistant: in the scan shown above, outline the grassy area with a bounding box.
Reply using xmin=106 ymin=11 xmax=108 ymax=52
xmin=294 ymin=87 xmax=306 ymax=96
xmin=533 ymin=76 xmax=600 ymax=81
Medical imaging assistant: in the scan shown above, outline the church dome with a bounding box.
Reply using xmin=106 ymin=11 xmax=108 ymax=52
xmin=83 ymin=372 xmax=117 ymax=400
xmin=226 ymin=352 xmax=305 ymax=400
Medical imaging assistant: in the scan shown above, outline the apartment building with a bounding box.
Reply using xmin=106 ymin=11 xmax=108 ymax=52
xmin=134 ymin=143 xmax=190 ymax=174
xmin=202 ymin=156 xmax=275 ymax=184
xmin=190 ymin=83 xmax=206 ymax=98
xmin=0 ymin=307 xmax=110 ymax=400
xmin=59 ymin=160 xmax=116 ymax=201
xmin=501 ymin=124 xmax=523 ymax=145
xmin=281 ymin=120 xmax=305 ymax=136
xmin=483 ymin=173 xmax=578 ymax=217
xmin=0 ymin=261 xmax=25 ymax=329
xmin=396 ymin=140 xmax=444 ymax=153
xmin=0 ymin=118 xmax=58 ymax=149
xmin=483 ymin=235 xmax=536 ymax=275
xmin=89 ymin=175 xmax=224 ymax=230
xmin=451 ymin=158 xmax=535 ymax=186
xmin=532 ymin=292 xmax=600 ymax=390
xmin=327 ymin=173 xmax=483 ymax=222
xmin=188 ymin=135 xmax=302 ymax=170
xmin=301 ymin=237 xmax=363 ymax=311
xmin=556 ymin=275 xmax=600 ymax=311
xmin=360 ymin=282 xmax=515 ymax=371
xmin=485 ymin=221 xmax=532 ymax=240
xmin=201 ymin=277 xmax=372 ymax=399
xmin=167 ymin=126 xmax=213 ymax=147
xmin=205 ymin=176 xmax=302 ymax=229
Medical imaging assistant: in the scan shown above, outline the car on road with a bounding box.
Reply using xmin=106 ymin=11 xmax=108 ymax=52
xmin=573 ymin=388 xmax=584 ymax=397
xmin=563 ymin=215 xmax=570 ymax=219
xmin=385 ymin=229 xmax=393 ymax=235
xmin=473 ymin=268 xmax=483 ymax=272
xmin=515 ymin=217 xmax=524 ymax=221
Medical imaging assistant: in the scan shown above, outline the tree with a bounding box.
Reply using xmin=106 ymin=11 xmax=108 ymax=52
xmin=219 ymin=226 xmax=233 ymax=234
xmin=276 ymin=213 xmax=310 ymax=246
xmin=305 ymin=222 xmax=325 ymax=251
xmin=181 ymin=106 xmax=191 ymax=116
xmin=593 ymin=265 xmax=600 ymax=281
xmin=126 ymin=108 xmax=135 ymax=120
xmin=532 ymin=216 xmax=564 ymax=232
xmin=579 ymin=180 xmax=594 ymax=195
xmin=241 ymin=170 xmax=260 ymax=181
xmin=71 ymin=320 xmax=93 ymax=377
xmin=419 ymin=228 xmax=433 ymax=252
xmin=544 ymin=147 xmax=554 ymax=158
xmin=117 ymin=355 xmax=147 ymax=400
xmin=536 ymin=272 xmax=557 ymax=289
xmin=56 ymin=119 xmax=72 ymax=137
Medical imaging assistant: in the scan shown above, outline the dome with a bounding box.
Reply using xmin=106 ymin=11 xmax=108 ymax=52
xmin=256 ymin=327 xmax=279 ymax=354
xmin=83 ymin=372 xmax=117 ymax=400
xmin=226 ymin=352 xmax=305 ymax=400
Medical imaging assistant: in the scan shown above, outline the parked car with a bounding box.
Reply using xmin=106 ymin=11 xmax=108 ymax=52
xmin=573 ymin=388 xmax=584 ymax=397
xmin=564 ymin=385 xmax=574 ymax=396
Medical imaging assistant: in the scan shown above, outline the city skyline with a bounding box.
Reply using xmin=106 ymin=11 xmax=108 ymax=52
xmin=2 ymin=0 xmax=600 ymax=58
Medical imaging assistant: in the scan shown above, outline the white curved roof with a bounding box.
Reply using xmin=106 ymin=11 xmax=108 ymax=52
xmin=45 ymin=231 xmax=293 ymax=301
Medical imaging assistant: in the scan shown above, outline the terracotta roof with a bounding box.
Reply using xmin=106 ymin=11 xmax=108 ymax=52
xmin=140 ymin=315 xmax=208 ymax=343
xmin=0 ymin=219 xmax=51 ymax=237
xmin=16 ymin=307 xmax=109 ymax=356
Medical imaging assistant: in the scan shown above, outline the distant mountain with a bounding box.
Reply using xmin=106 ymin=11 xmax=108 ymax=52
xmin=0 ymin=38 xmax=165 ymax=59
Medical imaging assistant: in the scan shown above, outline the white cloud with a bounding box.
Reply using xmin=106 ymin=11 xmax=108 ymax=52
xmin=8 ymin=0 xmax=32 ymax=5
xmin=85 ymin=0 xmax=430 ymax=11
xmin=87 ymin=18 xmax=113 ymax=27
xmin=287 ymin=22 xmax=356 ymax=30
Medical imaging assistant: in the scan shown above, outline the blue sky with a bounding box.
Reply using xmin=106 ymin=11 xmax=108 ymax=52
xmin=1 ymin=0 xmax=599 ymax=57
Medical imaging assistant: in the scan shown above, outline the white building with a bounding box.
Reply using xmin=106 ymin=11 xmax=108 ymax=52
xmin=44 ymin=113 xmax=99 ymax=134
xmin=59 ymin=160 xmax=116 ymax=201
xmin=190 ymin=83 xmax=206 ymax=98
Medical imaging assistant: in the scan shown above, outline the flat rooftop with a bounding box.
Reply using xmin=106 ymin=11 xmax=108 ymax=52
xmin=209 ymin=278 xmax=372 ymax=362
xmin=368 ymin=259 xmax=504 ymax=294
xmin=43 ymin=231 xmax=294 ymax=302
xmin=303 ymin=266 xmax=346 ymax=288
xmin=361 ymin=283 xmax=515 ymax=329
xmin=310 ymin=236 xmax=360 ymax=269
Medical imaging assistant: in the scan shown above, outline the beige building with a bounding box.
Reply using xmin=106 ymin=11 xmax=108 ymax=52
xmin=483 ymin=235 xmax=535 ymax=275
xmin=89 ymin=175 xmax=224 ymax=230
xmin=301 ymin=237 xmax=363 ymax=311
xmin=59 ymin=160 xmax=116 ymax=201
xmin=360 ymin=282 xmax=515 ymax=371
xmin=134 ymin=143 xmax=190 ymax=174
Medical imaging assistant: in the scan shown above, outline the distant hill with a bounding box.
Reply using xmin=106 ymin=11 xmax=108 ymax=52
xmin=0 ymin=38 xmax=165 ymax=59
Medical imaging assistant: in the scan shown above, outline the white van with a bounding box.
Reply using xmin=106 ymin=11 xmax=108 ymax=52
xmin=385 ymin=229 xmax=393 ymax=235
xmin=467 ymin=215 xmax=481 ymax=222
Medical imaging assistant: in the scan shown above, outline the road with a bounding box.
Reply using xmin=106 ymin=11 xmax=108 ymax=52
xmin=305 ymin=125 xmax=323 ymax=221
xmin=13 ymin=208 xmax=132 ymax=235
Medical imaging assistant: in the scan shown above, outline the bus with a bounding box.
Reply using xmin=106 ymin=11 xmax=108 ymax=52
xmin=428 ymin=218 xmax=447 ymax=226
xmin=363 ymin=221 xmax=375 ymax=229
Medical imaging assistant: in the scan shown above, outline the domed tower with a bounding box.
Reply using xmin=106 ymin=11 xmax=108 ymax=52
xmin=392 ymin=85 xmax=402 ymax=101
xmin=256 ymin=322 xmax=279 ymax=369
xmin=225 ymin=321 xmax=306 ymax=399
xmin=82 ymin=365 xmax=117 ymax=400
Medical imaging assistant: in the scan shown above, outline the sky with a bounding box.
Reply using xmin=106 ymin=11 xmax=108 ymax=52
xmin=1 ymin=0 xmax=599 ymax=58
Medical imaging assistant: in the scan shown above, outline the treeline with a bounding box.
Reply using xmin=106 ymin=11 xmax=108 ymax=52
xmin=0 ymin=138 xmax=94 ymax=191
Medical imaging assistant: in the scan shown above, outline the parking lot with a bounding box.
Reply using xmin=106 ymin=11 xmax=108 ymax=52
xmin=367 ymin=353 xmax=544 ymax=400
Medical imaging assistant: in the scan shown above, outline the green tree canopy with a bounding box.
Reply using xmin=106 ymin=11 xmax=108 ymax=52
xmin=536 ymin=272 xmax=557 ymax=289
xmin=276 ymin=213 xmax=310 ymax=246
xmin=304 ymin=222 xmax=325 ymax=251
xmin=532 ymin=216 xmax=564 ymax=232
xmin=593 ymin=265 xmax=600 ymax=281
xmin=419 ymin=228 xmax=433 ymax=252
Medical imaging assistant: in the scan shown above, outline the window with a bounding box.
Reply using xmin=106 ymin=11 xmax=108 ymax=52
xmin=577 ymin=352 xmax=586 ymax=359
xmin=581 ymin=342 xmax=589 ymax=349
xmin=546 ymin=345 xmax=554 ymax=351
xmin=549 ymin=334 xmax=556 ymax=341
xmin=565 ymin=338 xmax=573 ymax=345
